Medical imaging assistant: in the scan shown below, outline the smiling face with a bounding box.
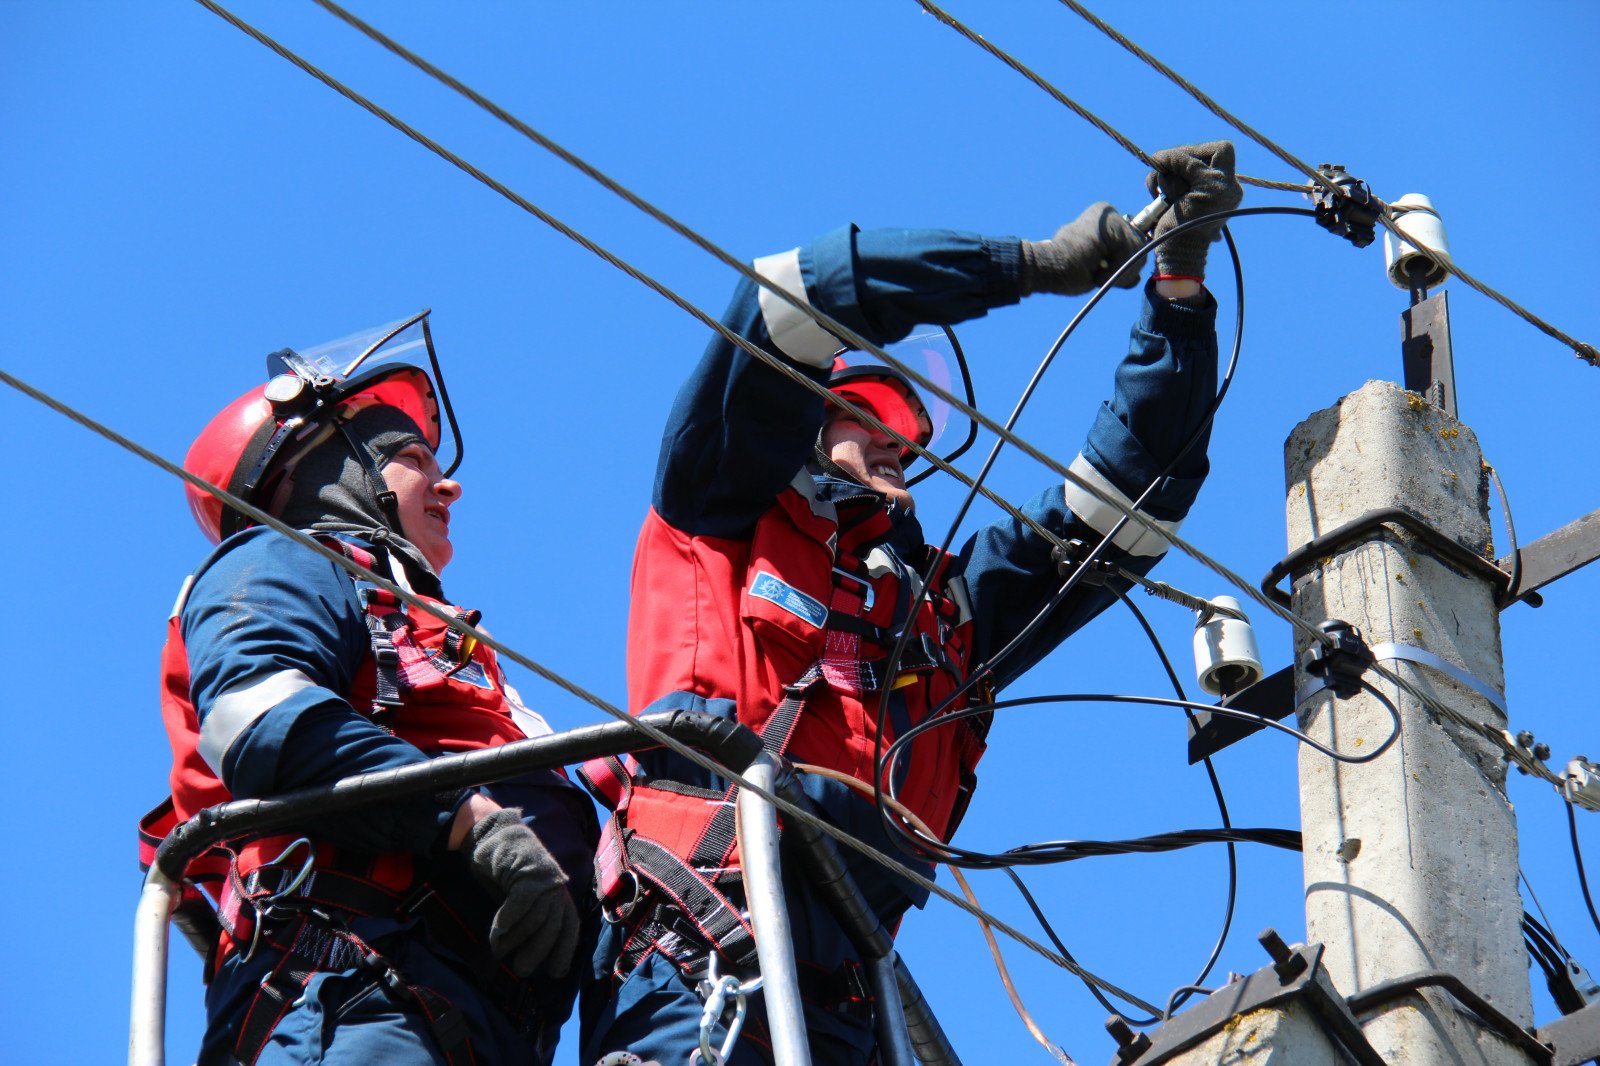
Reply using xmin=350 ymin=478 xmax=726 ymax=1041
xmin=382 ymin=441 xmax=461 ymax=572
xmin=821 ymin=411 xmax=915 ymax=512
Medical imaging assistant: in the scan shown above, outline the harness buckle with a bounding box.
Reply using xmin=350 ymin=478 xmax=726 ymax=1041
xmin=832 ymin=566 xmax=875 ymax=611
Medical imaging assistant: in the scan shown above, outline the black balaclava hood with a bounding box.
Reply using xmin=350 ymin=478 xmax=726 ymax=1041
xmin=274 ymin=404 xmax=445 ymax=597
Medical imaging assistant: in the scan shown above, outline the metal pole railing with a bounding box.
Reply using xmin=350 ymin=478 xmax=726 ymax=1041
xmin=737 ymin=754 xmax=814 ymax=1066
xmin=130 ymin=710 xmax=764 ymax=1066
xmin=771 ymin=773 xmax=962 ymax=1066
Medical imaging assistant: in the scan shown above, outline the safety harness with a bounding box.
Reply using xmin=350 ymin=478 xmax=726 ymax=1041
xmin=139 ymin=535 xmax=534 ymax=1064
xmin=582 ymin=494 xmax=981 ymax=992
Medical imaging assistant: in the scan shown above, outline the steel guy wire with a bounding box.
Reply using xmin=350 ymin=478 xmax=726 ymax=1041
xmin=191 ymin=0 xmax=1088 ymax=561
xmin=207 ymin=0 xmax=1571 ymax=845
xmin=205 ymin=0 xmax=1193 ymax=591
xmin=911 ymin=0 xmax=1307 ymax=194
xmin=197 ymin=0 xmax=1371 ymax=684
xmin=295 ymin=0 xmax=1146 ymax=497
xmin=1051 ymin=0 xmax=1600 ymax=366
xmin=290 ymin=0 xmax=1599 ymax=790
xmin=0 ymin=362 xmax=1161 ymax=1004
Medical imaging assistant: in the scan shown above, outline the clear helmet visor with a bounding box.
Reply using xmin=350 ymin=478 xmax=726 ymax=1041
xmin=267 ymin=310 xmax=463 ymax=476
xmin=833 ymin=327 xmax=957 ymax=456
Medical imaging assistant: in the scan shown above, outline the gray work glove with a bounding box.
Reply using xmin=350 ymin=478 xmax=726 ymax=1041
xmin=464 ymin=807 xmax=580 ymax=979
xmin=1143 ymin=140 xmax=1243 ymax=279
xmin=1020 ymin=201 xmax=1146 ymax=295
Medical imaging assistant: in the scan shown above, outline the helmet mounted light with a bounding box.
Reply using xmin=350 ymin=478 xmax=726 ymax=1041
xmin=184 ymin=310 xmax=464 ymax=543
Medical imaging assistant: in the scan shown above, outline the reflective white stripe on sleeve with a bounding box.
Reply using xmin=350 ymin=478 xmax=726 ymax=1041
xmin=1061 ymin=454 xmax=1181 ymax=559
xmin=198 ymin=669 xmax=318 ymax=775
xmin=753 ymin=248 xmax=841 ymax=368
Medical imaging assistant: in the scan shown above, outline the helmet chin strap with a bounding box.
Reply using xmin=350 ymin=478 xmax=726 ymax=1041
xmin=812 ymin=440 xmax=865 ymax=486
xmin=336 ymin=419 xmax=406 ymax=539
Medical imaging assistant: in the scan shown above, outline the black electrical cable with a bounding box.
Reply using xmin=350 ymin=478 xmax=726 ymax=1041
xmin=1164 ymin=986 xmax=1217 ymax=1021
xmin=1003 ymin=867 xmax=1166 ymax=1023
xmin=1113 ymin=588 xmax=1237 ymax=1021
xmin=1567 ymin=800 xmax=1600 ymax=938
xmin=878 ymin=696 xmax=1390 ymax=874
xmin=871 ymin=209 xmax=1326 ymax=873
xmin=870 ymin=209 xmax=1301 ymax=861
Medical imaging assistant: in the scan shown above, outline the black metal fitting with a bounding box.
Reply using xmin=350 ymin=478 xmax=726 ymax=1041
xmin=1050 ymin=538 xmax=1117 ymax=585
xmin=1312 ymin=164 xmax=1381 ymax=248
xmin=1107 ymin=1015 xmax=1153 ymax=1062
xmin=1259 ymin=928 xmax=1309 ymax=983
xmin=1304 ymin=619 xmax=1374 ymax=699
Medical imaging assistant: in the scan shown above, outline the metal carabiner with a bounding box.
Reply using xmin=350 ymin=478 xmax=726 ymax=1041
xmin=239 ymin=836 xmax=316 ymax=963
xmin=690 ymin=955 xmax=765 ymax=1066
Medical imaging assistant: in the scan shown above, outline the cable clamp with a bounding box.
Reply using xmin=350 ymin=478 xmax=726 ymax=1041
xmin=1050 ymin=538 xmax=1117 ymax=585
xmin=1564 ymin=757 xmax=1600 ymax=812
xmin=1302 ymin=619 xmax=1373 ymax=700
xmin=1312 ymin=164 xmax=1381 ymax=248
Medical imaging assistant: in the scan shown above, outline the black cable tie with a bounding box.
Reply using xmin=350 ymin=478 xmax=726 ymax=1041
xmin=1303 ymin=619 xmax=1374 ymax=699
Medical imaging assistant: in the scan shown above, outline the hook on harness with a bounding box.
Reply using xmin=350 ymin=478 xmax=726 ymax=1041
xmin=239 ymin=836 xmax=317 ymax=963
xmin=691 ymin=952 xmax=765 ymax=1066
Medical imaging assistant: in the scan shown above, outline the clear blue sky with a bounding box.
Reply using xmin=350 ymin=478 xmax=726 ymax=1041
xmin=3 ymin=3 xmax=1596 ymax=1063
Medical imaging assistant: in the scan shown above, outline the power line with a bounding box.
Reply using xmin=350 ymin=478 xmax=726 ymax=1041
xmin=1027 ymin=0 xmax=1596 ymax=367
xmin=915 ymin=0 xmax=1597 ymax=367
xmin=911 ymin=0 xmax=1306 ymax=194
xmin=0 ymin=360 xmax=1157 ymax=999
xmin=203 ymin=0 xmax=1575 ymax=813
xmin=191 ymin=3 xmax=1327 ymax=689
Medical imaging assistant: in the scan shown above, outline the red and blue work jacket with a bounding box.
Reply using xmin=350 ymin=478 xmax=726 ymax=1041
xmin=592 ymin=224 xmax=1221 ymax=963
xmin=144 ymin=528 xmax=595 ymax=959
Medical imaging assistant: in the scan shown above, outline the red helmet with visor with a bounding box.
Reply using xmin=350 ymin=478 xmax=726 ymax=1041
xmin=184 ymin=311 xmax=461 ymax=543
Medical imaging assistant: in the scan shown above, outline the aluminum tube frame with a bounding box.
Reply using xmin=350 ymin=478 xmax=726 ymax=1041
xmin=132 ymin=710 xmax=764 ymax=1066
xmin=737 ymin=754 xmax=814 ymax=1066
xmin=154 ymin=710 xmax=761 ymax=881
xmin=130 ymin=867 xmax=179 ymax=1066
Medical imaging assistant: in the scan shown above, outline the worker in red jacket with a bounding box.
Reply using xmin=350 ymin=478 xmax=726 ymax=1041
xmin=147 ymin=313 xmax=598 ymax=1065
xmin=582 ymin=142 xmax=1243 ymax=1065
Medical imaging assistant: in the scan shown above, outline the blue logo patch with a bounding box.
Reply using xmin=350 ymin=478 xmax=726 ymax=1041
xmin=424 ymin=649 xmax=494 ymax=689
xmin=749 ymin=570 xmax=827 ymax=629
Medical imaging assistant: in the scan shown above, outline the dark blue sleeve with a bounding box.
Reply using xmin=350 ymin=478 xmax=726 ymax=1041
xmin=183 ymin=529 xmax=457 ymax=855
xmin=960 ymin=281 xmax=1219 ymax=689
xmin=653 ymin=225 xmax=1025 ymax=538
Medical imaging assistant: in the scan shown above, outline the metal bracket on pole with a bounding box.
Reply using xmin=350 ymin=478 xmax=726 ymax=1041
xmin=1105 ymin=930 xmax=1387 ymax=1066
xmin=1537 ymin=999 xmax=1600 ymax=1066
xmin=1500 ymin=507 xmax=1600 ymax=605
xmin=1401 ymin=290 xmax=1458 ymax=418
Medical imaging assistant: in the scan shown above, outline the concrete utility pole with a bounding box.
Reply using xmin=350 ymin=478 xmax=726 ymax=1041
xmin=1284 ymin=380 xmax=1532 ymax=1064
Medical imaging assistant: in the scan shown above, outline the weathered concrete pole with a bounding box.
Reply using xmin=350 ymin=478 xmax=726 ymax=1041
xmin=1285 ymin=380 xmax=1532 ymax=1064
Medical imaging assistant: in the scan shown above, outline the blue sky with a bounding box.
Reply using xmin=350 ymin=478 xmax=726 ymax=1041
xmin=3 ymin=3 xmax=1597 ymax=1063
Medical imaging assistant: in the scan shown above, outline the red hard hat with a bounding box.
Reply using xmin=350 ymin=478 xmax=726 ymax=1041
xmin=827 ymin=356 xmax=934 ymax=455
xmin=184 ymin=364 xmax=443 ymax=544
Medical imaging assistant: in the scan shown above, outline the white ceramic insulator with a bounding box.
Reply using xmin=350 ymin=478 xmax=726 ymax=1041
xmin=1384 ymin=192 xmax=1452 ymax=290
xmin=1193 ymin=595 xmax=1264 ymax=697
